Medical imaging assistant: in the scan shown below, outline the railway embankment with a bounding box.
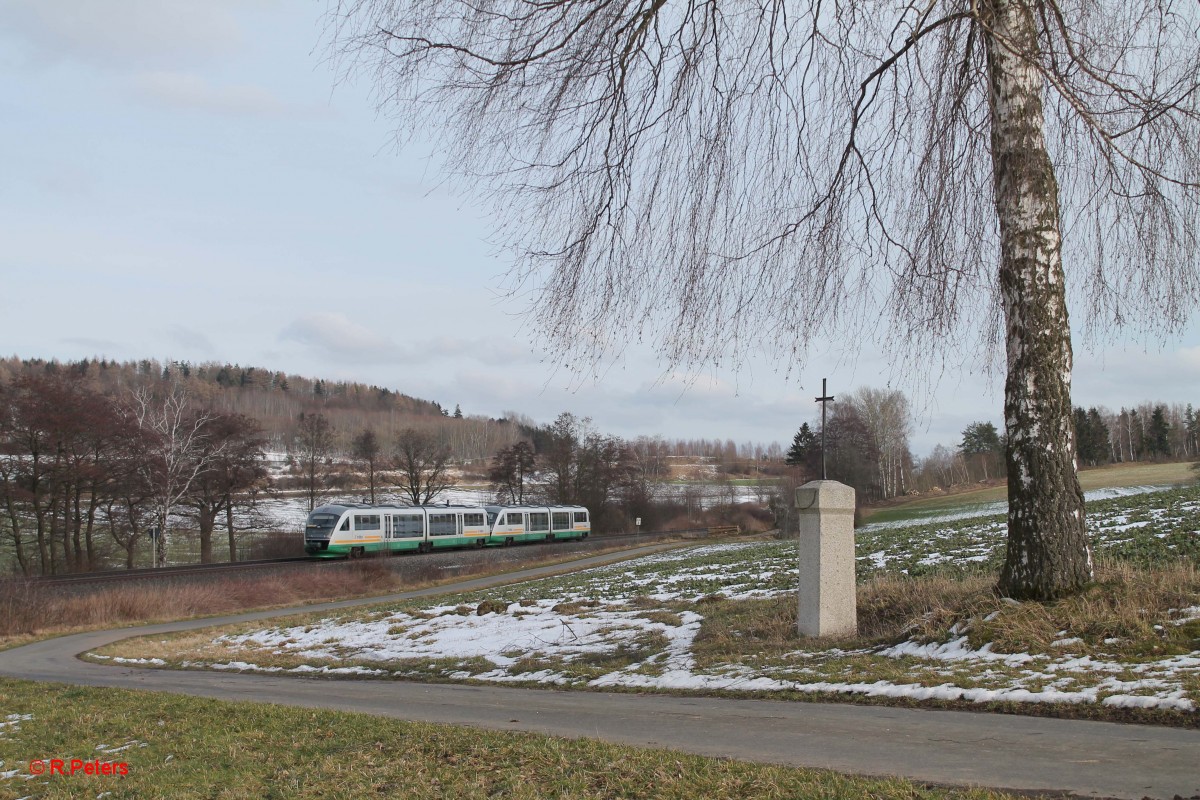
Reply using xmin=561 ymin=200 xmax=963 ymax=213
xmin=0 ymin=528 xmax=721 ymax=642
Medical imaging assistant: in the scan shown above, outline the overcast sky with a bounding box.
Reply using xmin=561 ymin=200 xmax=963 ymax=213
xmin=1 ymin=0 xmax=1196 ymax=456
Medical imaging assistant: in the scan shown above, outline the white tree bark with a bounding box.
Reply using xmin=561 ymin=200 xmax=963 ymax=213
xmin=985 ymin=0 xmax=1093 ymax=599
xmin=132 ymin=387 xmax=225 ymax=568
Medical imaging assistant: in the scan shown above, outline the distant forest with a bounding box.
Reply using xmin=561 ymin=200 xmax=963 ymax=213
xmin=0 ymin=356 xmax=780 ymax=575
xmin=0 ymin=357 xmax=789 ymax=465
xmin=1 ymin=356 xmax=1195 ymax=576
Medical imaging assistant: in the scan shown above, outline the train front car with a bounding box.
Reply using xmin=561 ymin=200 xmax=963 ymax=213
xmin=303 ymin=505 xmax=351 ymax=556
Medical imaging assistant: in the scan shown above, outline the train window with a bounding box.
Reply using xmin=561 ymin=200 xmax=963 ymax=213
xmin=505 ymin=513 xmax=523 ymax=526
xmin=528 ymin=512 xmax=549 ymax=532
xmin=486 ymin=511 xmax=497 ymax=526
xmin=356 ymin=515 xmax=380 ymax=531
xmin=306 ymin=514 xmax=339 ymax=536
xmin=338 ymin=518 xmax=350 ymax=531
xmin=429 ymin=514 xmax=457 ymax=536
xmin=394 ymin=514 xmax=424 ymax=537
xmin=463 ymin=513 xmax=484 ymax=527
xmin=552 ymin=512 xmax=570 ymax=530
xmin=574 ymin=511 xmax=588 ymax=523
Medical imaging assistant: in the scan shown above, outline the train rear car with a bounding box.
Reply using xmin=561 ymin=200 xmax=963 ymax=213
xmin=304 ymin=503 xmax=492 ymax=558
xmin=484 ymin=505 xmax=590 ymax=544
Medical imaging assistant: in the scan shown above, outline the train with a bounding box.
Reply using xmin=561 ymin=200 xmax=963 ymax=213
xmin=303 ymin=502 xmax=591 ymax=558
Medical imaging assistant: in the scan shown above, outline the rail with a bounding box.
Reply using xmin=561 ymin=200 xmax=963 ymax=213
xmin=19 ymin=557 xmax=317 ymax=587
xmin=6 ymin=526 xmax=724 ymax=588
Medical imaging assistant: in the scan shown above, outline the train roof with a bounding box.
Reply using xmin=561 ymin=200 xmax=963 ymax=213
xmin=310 ymin=502 xmax=489 ymax=515
xmin=484 ymin=504 xmax=589 ymax=511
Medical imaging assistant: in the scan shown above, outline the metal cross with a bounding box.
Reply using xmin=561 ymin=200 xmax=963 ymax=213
xmin=815 ymin=378 xmax=834 ymax=480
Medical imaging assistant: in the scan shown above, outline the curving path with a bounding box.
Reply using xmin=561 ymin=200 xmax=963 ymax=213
xmin=2 ymin=544 xmax=1198 ymax=800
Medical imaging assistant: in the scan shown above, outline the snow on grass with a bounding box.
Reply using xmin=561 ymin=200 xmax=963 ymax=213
xmin=852 ymin=484 xmax=1200 ymax=575
xmin=219 ymin=599 xmax=679 ymax=671
xmin=88 ymin=656 xmax=166 ymax=666
xmin=0 ymin=714 xmax=32 ymax=740
xmin=98 ymin=484 xmax=1200 ymax=714
xmin=859 ymin=484 xmax=1182 ymax=533
xmin=174 ymin=586 xmax=1200 ymax=711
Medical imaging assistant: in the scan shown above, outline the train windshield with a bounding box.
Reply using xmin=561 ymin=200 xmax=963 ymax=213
xmin=305 ymin=513 xmax=340 ymax=538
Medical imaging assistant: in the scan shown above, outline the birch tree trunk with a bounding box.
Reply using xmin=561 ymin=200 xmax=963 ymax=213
xmin=984 ymin=0 xmax=1093 ymax=599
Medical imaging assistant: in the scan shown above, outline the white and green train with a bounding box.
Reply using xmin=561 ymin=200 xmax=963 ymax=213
xmin=303 ymin=502 xmax=590 ymax=558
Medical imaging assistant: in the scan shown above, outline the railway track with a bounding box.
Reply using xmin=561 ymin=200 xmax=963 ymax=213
xmin=10 ymin=526 xmax=720 ymax=590
xmin=23 ymin=557 xmax=320 ymax=587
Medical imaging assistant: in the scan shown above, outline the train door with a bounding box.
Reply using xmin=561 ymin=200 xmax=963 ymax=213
xmin=504 ymin=510 xmax=524 ymax=544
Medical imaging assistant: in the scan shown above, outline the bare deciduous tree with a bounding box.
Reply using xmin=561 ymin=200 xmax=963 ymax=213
xmin=489 ymin=440 xmax=536 ymax=503
xmin=394 ymin=427 xmax=455 ymax=504
xmin=183 ymin=414 xmax=267 ymax=563
xmin=329 ymin=0 xmax=1200 ymax=599
xmin=351 ymin=427 xmax=383 ymax=503
xmin=844 ymin=388 xmax=913 ymax=500
xmin=293 ymin=412 xmax=335 ymax=512
xmin=129 ymin=386 xmax=227 ymax=568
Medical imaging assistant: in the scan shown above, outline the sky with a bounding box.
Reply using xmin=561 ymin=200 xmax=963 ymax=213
xmin=1 ymin=0 xmax=1196 ymax=456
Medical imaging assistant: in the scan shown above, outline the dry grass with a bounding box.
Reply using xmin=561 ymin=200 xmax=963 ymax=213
xmin=693 ymin=560 xmax=1200 ymax=666
xmin=974 ymin=559 xmax=1200 ymax=658
xmin=0 ymin=540 xmax=684 ymax=647
xmin=0 ymin=560 xmax=402 ymax=643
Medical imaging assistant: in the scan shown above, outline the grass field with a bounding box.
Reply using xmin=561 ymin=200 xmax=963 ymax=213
xmin=864 ymin=461 xmax=1197 ymax=524
xmin=0 ymin=678 xmax=1027 ymax=800
xmin=100 ymin=482 xmax=1200 ymax=724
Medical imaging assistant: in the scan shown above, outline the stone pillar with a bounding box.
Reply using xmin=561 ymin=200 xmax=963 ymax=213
xmin=795 ymin=480 xmax=857 ymax=638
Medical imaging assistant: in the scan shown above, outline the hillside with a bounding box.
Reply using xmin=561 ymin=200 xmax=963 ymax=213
xmin=0 ymin=356 xmax=525 ymax=461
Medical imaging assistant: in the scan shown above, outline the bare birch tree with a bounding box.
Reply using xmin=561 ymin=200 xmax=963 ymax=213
xmin=329 ymin=0 xmax=1200 ymax=598
xmin=129 ymin=386 xmax=227 ymax=568
xmin=844 ymin=387 xmax=912 ymax=500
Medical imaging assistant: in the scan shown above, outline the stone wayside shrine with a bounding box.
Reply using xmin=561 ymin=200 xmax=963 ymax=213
xmin=795 ymin=480 xmax=857 ymax=638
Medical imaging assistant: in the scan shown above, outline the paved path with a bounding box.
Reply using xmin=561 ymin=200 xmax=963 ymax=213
xmin=2 ymin=545 xmax=1198 ymax=800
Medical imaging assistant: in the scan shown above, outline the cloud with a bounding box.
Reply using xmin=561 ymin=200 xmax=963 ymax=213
xmin=1074 ymin=344 xmax=1200 ymax=409
xmin=423 ymin=336 xmax=537 ymax=363
xmin=279 ymin=313 xmax=536 ymax=366
xmin=281 ymin=312 xmax=394 ymax=360
xmin=0 ymin=0 xmax=244 ymax=70
xmin=165 ymin=325 xmax=215 ymax=355
xmin=59 ymin=336 xmax=125 ymax=353
xmin=36 ymin=163 xmax=96 ymax=199
xmin=131 ymin=71 xmax=296 ymax=117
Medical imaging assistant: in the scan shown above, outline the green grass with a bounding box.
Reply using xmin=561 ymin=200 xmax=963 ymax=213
xmin=0 ymin=678 xmax=1027 ymax=800
xmin=865 ymin=461 xmax=1197 ymax=524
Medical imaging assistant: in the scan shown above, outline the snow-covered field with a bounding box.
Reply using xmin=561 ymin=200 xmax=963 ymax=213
xmin=98 ymin=484 xmax=1200 ymax=714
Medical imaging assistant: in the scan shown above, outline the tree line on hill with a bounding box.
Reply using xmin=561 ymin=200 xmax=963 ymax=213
xmin=0 ymin=358 xmax=521 ymax=575
xmin=782 ymin=391 xmax=1199 ymax=507
xmin=5 ymin=356 xmax=1194 ymax=575
xmin=0 ymin=358 xmax=791 ymax=469
xmin=0 ymin=360 xmax=720 ymax=575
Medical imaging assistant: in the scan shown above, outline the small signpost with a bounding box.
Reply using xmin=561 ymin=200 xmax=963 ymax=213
xmin=149 ymin=526 xmax=161 ymax=569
